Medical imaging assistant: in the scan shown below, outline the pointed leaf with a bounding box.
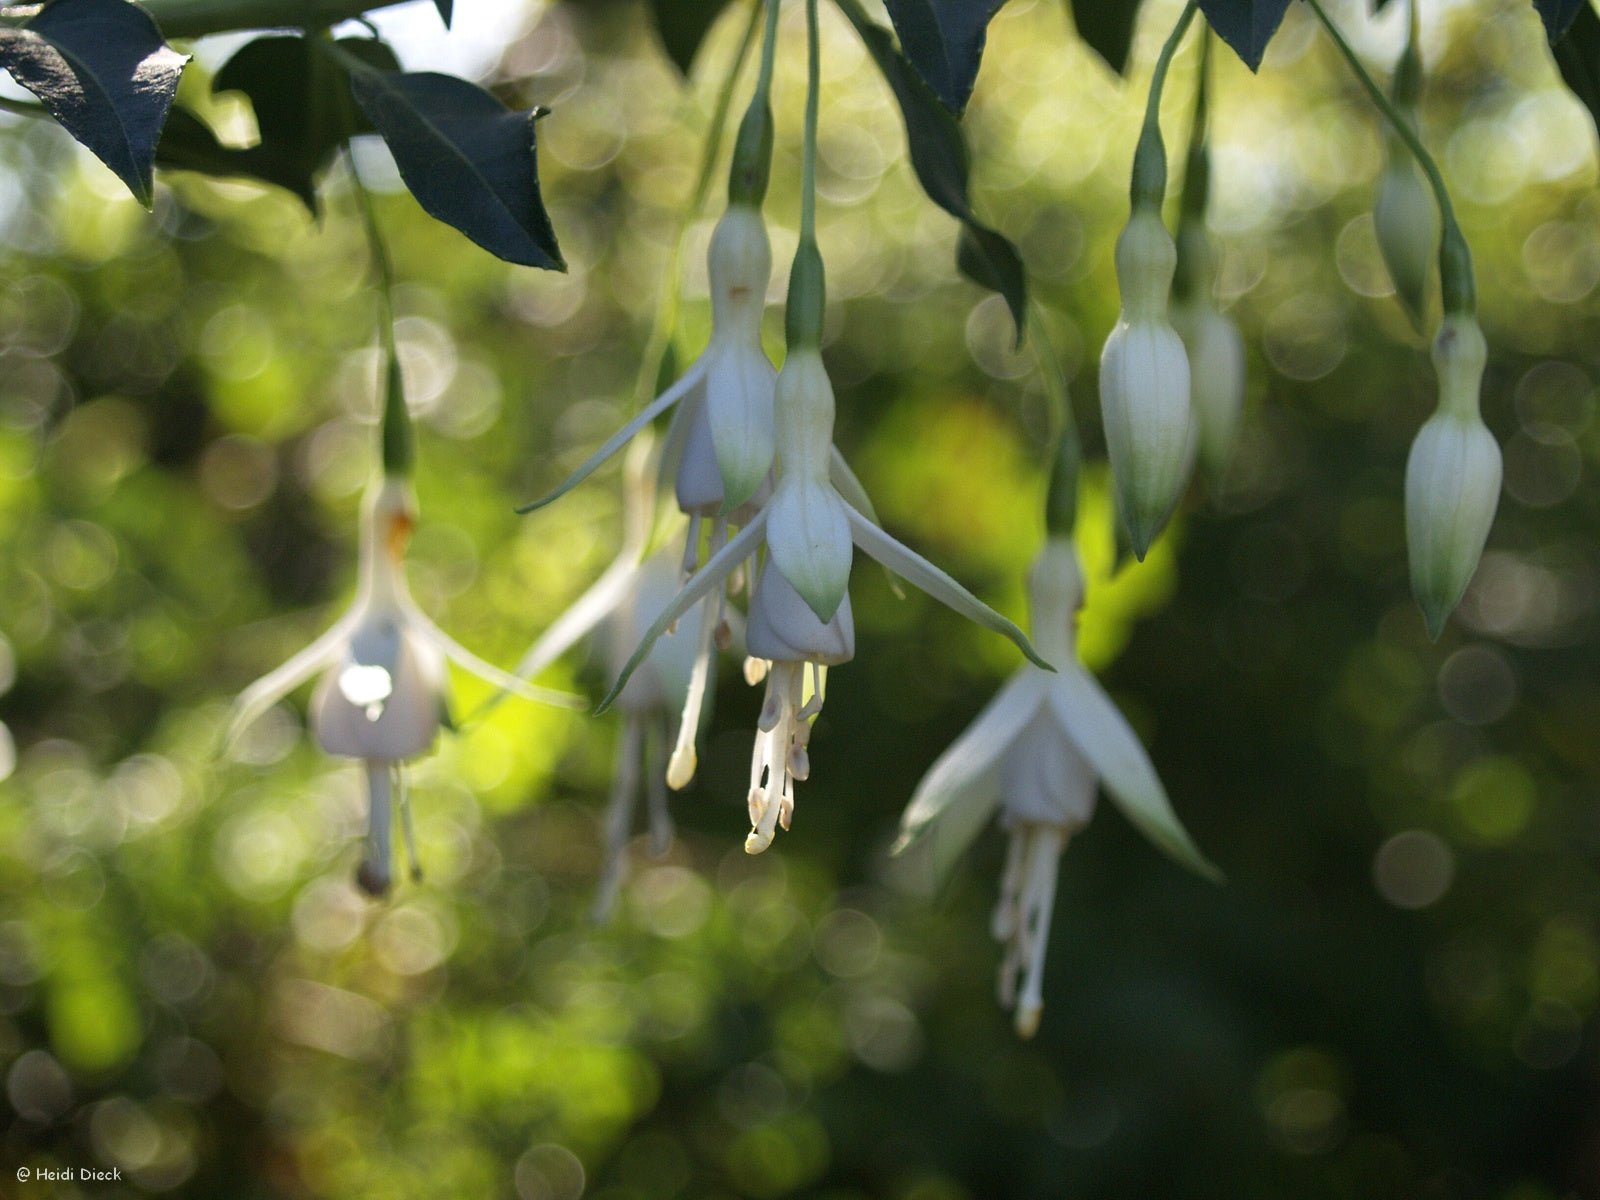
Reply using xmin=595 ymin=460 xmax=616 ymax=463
xmin=1554 ymin=0 xmax=1600 ymax=139
xmin=211 ymin=35 xmax=399 ymax=213
xmin=347 ymin=66 xmax=564 ymax=269
xmin=155 ymin=106 xmax=317 ymax=207
xmin=649 ymin=0 xmax=734 ymax=75
xmin=1069 ymin=0 xmax=1143 ymax=75
xmin=0 ymin=0 xmax=188 ymax=207
xmin=843 ymin=502 xmax=1051 ymax=669
xmin=1198 ymin=0 xmax=1292 ymax=71
xmin=882 ymin=0 xmax=1007 ymax=113
xmin=835 ymin=0 xmax=1026 ymax=337
xmin=1537 ymin=0 xmax=1588 ymax=42
xmin=433 ymin=0 xmax=454 ymax=26
xmin=1048 ymin=669 xmax=1223 ymax=881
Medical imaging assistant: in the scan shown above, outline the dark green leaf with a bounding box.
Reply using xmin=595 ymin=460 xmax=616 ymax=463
xmin=836 ymin=0 xmax=1026 ymax=337
xmin=1198 ymin=0 xmax=1291 ymax=71
xmin=648 ymin=0 xmax=733 ymax=75
xmin=882 ymin=0 xmax=1007 ymax=113
xmin=212 ymin=35 xmax=400 ymax=213
xmin=433 ymin=0 xmax=454 ymax=26
xmin=347 ymin=68 xmax=565 ymax=270
xmin=1537 ymin=0 xmax=1588 ymax=41
xmin=0 ymin=0 xmax=188 ymax=206
xmin=1554 ymin=0 xmax=1600 ymax=136
xmin=1069 ymin=0 xmax=1143 ymax=75
xmin=154 ymin=106 xmax=320 ymax=206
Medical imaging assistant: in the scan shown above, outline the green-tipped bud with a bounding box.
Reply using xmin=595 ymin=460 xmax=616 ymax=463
xmin=1405 ymin=314 xmax=1500 ymax=639
xmin=1099 ymin=208 xmax=1193 ymax=559
xmin=381 ymin=353 xmax=414 ymax=476
xmin=785 ymin=237 xmax=826 ymax=350
xmin=1045 ymin=426 xmax=1080 ymax=537
xmin=728 ymin=100 xmax=775 ymax=208
xmin=1374 ymin=132 xmax=1437 ymax=326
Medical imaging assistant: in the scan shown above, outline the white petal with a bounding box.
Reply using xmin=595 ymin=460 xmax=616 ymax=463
xmin=597 ymin=511 xmax=769 ymax=713
xmin=705 ymin=343 xmax=776 ymax=514
xmin=843 ymin=502 xmax=1051 ymax=670
xmin=405 ymin=601 xmax=584 ymax=710
xmin=518 ymin=358 xmax=708 ymax=514
xmin=224 ymin=611 xmax=357 ymax=755
xmin=509 ymin=553 xmax=642 ymax=684
xmin=892 ymin=670 xmax=1050 ymax=888
xmin=313 ymin=620 xmax=444 ymax=760
xmin=767 ymin=478 xmax=854 ymax=624
xmin=745 ymin=556 xmax=855 ymax=665
xmin=829 ymin=447 xmax=903 ymax=599
xmin=1047 ymin=669 xmax=1221 ymax=882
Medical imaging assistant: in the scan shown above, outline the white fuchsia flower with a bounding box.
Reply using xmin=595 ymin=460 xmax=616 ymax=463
xmin=600 ymin=342 xmax=1047 ymax=854
xmin=507 ymin=450 xmax=709 ymax=918
xmin=893 ymin=535 xmax=1219 ymax=1038
xmin=227 ymin=476 xmax=575 ymax=896
xmin=1100 ymin=208 xmax=1195 ymax=559
xmin=1406 ymin=313 xmax=1501 ymax=639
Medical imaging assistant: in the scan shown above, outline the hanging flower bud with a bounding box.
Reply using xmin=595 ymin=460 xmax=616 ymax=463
xmin=1406 ymin=314 xmax=1501 ymax=639
xmin=1171 ymin=222 xmax=1245 ymax=481
xmin=1374 ymin=132 xmax=1437 ymax=326
xmin=1099 ymin=207 xmax=1194 ymax=558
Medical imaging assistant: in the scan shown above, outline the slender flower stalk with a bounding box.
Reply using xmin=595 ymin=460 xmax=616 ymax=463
xmin=1099 ymin=1 xmax=1198 ymax=559
xmin=894 ymin=532 xmax=1219 ymax=1038
xmin=1372 ymin=0 xmax=1437 ymax=326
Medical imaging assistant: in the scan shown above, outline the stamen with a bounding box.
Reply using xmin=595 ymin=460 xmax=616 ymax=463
xmin=991 ymin=825 xmax=1027 ymax=942
xmin=667 ymin=597 xmax=719 ymax=789
xmin=593 ymin=715 xmax=644 ymax=922
xmin=681 ymin=516 xmax=703 ymax=577
xmin=1014 ymin=826 xmax=1065 ymax=1040
xmin=745 ymin=663 xmax=809 ymax=855
xmin=356 ymin=760 xmax=393 ymax=898
xmin=645 ymin=715 xmax=673 ymax=856
xmin=744 ymin=657 xmax=770 ymax=686
xmin=396 ymin=764 xmax=422 ymax=883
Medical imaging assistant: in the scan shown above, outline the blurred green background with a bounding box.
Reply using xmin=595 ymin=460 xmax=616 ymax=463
xmin=2 ymin=0 xmax=1599 ymax=1195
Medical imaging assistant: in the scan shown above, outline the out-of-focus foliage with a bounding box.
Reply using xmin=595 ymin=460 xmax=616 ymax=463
xmin=0 ymin=0 xmax=1598 ymax=1197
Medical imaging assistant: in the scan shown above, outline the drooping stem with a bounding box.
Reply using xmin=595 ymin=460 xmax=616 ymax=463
xmin=634 ymin=0 xmax=761 ymax=410
xmin=1129 ymin=0 xmax=1199 ymax=208
xmin=346 ymin=145 xmax=413 ymax=475
xmin=1303 ymin=0 xmax=1475 ymax=314
xmin=1027 ymin=304 xmax=1078 ymax=536
xmin=783 ymin=0 xmax=826 ymax=348
xmin=800 ymin=0 xmax=820 ymax=244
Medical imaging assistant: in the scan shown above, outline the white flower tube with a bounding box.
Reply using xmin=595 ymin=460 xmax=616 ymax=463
xmin=1100 ymin=208 xmax=1194 ymax=558
xmin=1406 ymin=314 xmax=1501 ymax=639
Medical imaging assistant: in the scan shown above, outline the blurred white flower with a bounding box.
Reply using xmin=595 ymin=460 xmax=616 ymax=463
xmin=1406 ymin=313 xmax=1501 ymax=639
xmin=228 ymin=476 xmax=573 ymax=896
xmin=1170 ymin=224 xmax=1245 ymax=480
xmin=894 ymin=536 xmax=1218 ymax=1038
xmin=1100 ymin=208 xmax=1195 ymax=558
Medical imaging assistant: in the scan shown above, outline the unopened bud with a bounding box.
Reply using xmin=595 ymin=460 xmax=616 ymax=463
xmin=1374 ymin=134 xmax=1437 ymax=326
xmin=1406 ymin=315 xmax=1500 ymax=639
xmin=1100 ymin=209 xmax=1193 ymax=560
